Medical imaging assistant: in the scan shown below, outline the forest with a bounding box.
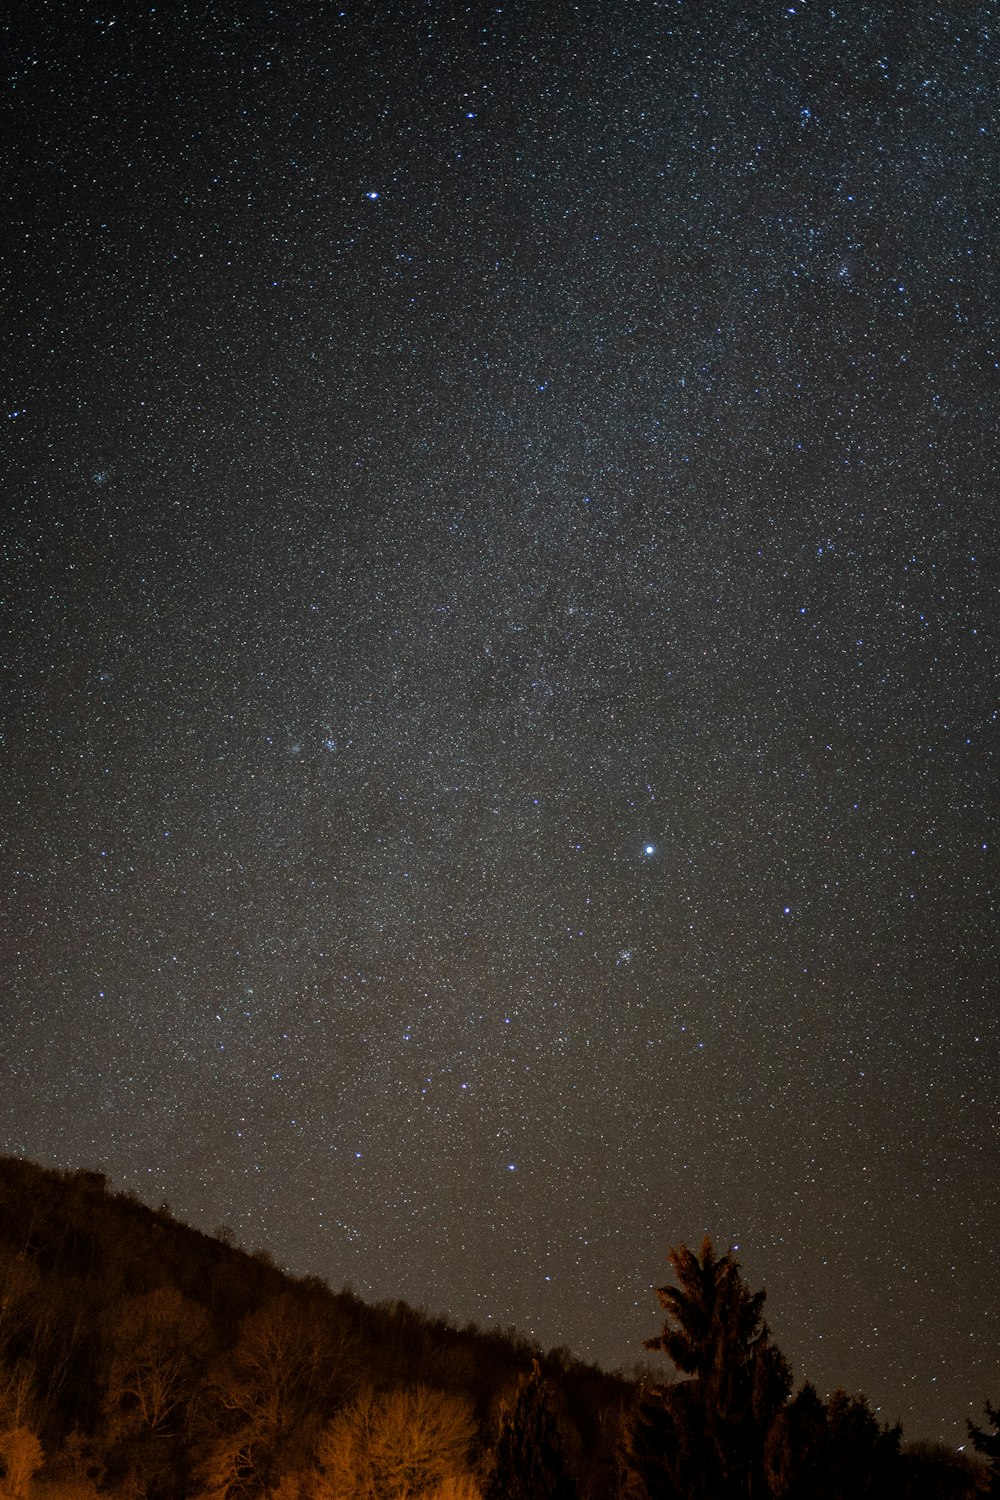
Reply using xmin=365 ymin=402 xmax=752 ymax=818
xmin=0 ymin=1156 xmax=995 ymax=1499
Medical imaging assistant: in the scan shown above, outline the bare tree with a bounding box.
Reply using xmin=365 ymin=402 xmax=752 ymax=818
xmin=0 ymin=1426 xmax=44 ymax=1499
xmin=314 ymin=1383 xmax=477 ymax=1500
xmin=103 ymin=1285 xmax=210 ymax=1441
xmin=193 ymin=1290 xmax=360 ymax=1498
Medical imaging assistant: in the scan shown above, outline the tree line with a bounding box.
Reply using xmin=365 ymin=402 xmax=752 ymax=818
xmin=0 ymin=1157 xmax=994 ymax=1499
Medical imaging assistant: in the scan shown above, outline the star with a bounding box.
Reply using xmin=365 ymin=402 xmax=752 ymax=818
xmin=5 ymin=0 xmax=993 ymax=1450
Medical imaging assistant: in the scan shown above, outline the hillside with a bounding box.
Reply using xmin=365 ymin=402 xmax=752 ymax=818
xmin=0 ymin=1155 xmax=628 ymax=1498
xmin=0 ymin=1156 xmax=991 ymax=1499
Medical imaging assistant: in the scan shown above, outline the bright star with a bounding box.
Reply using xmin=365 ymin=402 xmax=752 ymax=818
xmin=644 ymin=844 xmax=655 ymax=856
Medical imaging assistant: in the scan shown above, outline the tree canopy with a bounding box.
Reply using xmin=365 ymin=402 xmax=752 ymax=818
xmin=639 ymin=1236 xmax=791 ymax=1500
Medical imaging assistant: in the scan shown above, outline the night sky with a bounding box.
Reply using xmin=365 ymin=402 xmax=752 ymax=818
xmin=4 ymin=0 xmax=998 ymax=1447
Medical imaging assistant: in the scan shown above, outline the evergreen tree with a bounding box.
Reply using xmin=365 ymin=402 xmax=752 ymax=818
xmin=620 ymin=1381 xmax=689 ymax=1500
xmin=968 ymin=1401 xmax=1000 ymax=1498
xmin=765 ymin=1380 xmax=829 ymax=1500
xmin=768 ymin=1386 xmax=901 ymax=1500
xmin=822 ymin=1389 xmax=901 ymax=1499
xmin=900 ymin=1439 xmax=985 ymax=1500
xmin=485 ymin=1361 xmax=578 ymax=1500
xmin=639 ymin=1237 xmax=791 ymax=1500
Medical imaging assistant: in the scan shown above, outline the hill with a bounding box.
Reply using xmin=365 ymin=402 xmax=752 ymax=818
xmin=0 ymin=1155 xmax=628 ymax=1497
xmin=0 ymin=1156 xmax=991 ymax=1499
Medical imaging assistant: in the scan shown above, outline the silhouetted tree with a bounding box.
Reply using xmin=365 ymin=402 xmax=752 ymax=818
xmin=638 ymin=1237 xmax=791 ymax=1500
xmin=767 ymin=1384 xmax=901 ymax=1500
xmin=825 ymin=1389 xmax=901 ymax=1498
xmin=485 ymin=1360 xmax=578 ymax=1500
xmin=619 ymin=1380 xmax=682 ymax=1500
xmin=968 ymin=1401 xmax=1000 ymax=1497
xmin=900 ymin=1439 xmax=986 ymax=1500
xmin=765 ymin=1380 xmax=828 ymax=1499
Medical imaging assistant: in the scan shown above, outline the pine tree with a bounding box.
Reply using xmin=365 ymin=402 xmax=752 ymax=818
xmin=485 ymin=1361 xmax=578 ymax=1500
xmin=767 ymin=1386 xmax=901 ymax=1500
xmin=639 ymin=1237 xmax=791 ymax=1500
xmin=968 ymin=1400 xmax=1000 ymax=1498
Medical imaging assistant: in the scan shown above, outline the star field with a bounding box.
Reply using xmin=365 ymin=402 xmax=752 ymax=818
xmin=3 ymin=0 xmax=998 ymax=1444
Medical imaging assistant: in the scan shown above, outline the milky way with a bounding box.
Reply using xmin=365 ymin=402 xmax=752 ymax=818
xmin=3 ymin=0 xmax=998 ymax=1442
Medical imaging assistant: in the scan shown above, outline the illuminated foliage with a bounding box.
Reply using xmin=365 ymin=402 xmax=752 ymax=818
xmin=0 ymin=1426 xmax=44 ymax=1499
xmin=314 ymin=1383 xmax=477 ymax=1499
